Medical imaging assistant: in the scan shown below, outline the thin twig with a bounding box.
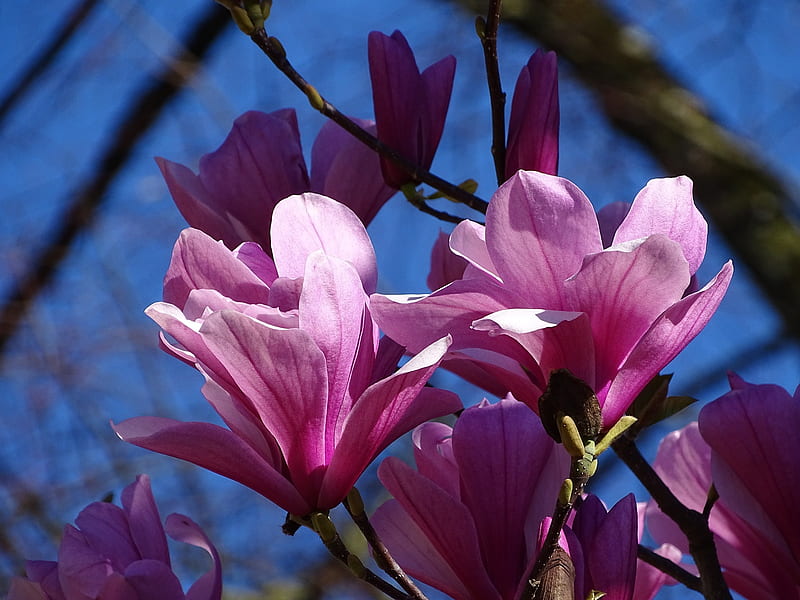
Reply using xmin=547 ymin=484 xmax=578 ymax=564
xmin=637 ymin=544 xmax=702 ymax=593
xmin=344 ymin=494 xmax=428 ymax=600
xmin=612 ymin=435 xmax=732 ymax=600
xmin=248 ymin=28 xmax=488 ymax=217
xmin=477 ymin=0 xmax=507 ymax=184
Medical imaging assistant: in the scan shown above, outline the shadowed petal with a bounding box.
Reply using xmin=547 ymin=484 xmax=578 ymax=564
xmin=121 ymin=476 xmax=170 ymax=565
xmin=165 ymin=514 xmax=223 ymax=600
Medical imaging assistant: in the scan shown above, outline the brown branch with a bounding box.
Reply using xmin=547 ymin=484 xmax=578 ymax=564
xmin=446 ymin=0 xmax=800 ymax=342
xmin=0 ymin=4 xmax=232 ymax=360
xmin=247 ymin=28 xmax=488 ymax=217
xmin=613 ymin=435 xmax=731 ymax=600
xmin=0 ymin=0 xmax=101 ymax=128
xmin=476 ymin=0 xmax=507 ymax=184
xmin=637 ymin=544 xmax=702 ymax=593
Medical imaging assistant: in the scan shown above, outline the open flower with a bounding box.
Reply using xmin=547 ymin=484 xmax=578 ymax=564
xmin=8 ymin=475 xmax=221 ymax=600
xmin=505 ymin=50 xmax=559 ymax=178
xmin=371 ymin=171 xmax=732 ymax=428
xmin=114 ymin=194 xmax=460 ymax=516
xmin=646 ymin=376 xmax=800 ymax=600
xmin=156 ymin=109 xmax=394 ymax=251
xmin=368 ymin=30 xmax=456 ymax=188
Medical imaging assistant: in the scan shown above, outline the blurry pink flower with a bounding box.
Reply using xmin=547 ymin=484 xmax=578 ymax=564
xmin=372 ymin=171 xmax=732 ymax=428
xmin=8 ymin=475 xmax=221 ymax=600
xmin=114 ymin=193 xmax=459 ymax=516
xmin=156 ymin=109 xmax=394 ymax=250
xmin=646 ymin=376 xmax=800 ymax=600
xmin=368 ymin=30 xmax=456 ymax=188
xmin=372 ymin=397 xmax=569 ymax=600
xmin=506 ymin=50 xmax=559 ymax=178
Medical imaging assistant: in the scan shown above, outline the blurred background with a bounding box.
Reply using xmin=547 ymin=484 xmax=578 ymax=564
xmin=1 ymin=1 xmax=798 ymax=598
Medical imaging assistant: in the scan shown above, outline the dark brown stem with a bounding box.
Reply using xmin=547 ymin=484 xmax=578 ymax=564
xmin=478 ymin=0 xmax=507 ymax=185
xmin=613 ymin=435 xmax=732 ymax=600
xmin=248 ymin=28 xmax=488 ymax=217
xmin=637 ymin=544 xmax=702 ymax=593
xmin=315 ymin=519 xmax=411 ymax=600
xmin=520 ymin=459 xmax=590 ymax=600
xmin=344 ymin=496 xmax=428 ymax=600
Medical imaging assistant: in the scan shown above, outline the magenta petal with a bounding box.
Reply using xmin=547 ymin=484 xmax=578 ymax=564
xmin=121 ymin=475 xmax=170 ymax=565
xmin=271 ymin=193 xmax=378 ymax=293
xmin=112 ymin=417 xmax=311 ymax=516
xmin=603 ymin=260 xmax=733 ymax=426
xmin=613 ymin=177 xmax=707 ymax=275
xmin=165 ymin=514 xmax=222 ymax=600
xmin=119 ymin=559 xmax=185 ymax=600
xmin=7 ymin=578 xmax=49 ymax=600
xmin=505 ymin=49 xmax=559 ymax=178
xmin=453 ymin=399 xmax=563 ymax=599
xmin=427 ymin=230 xmax=469 ymax=291
xmin=320 ymin=336 xmax=459 ymax=508
xmin=378 ymin=458 xmax=502 ymax=600
xmin=72 ymin=503 xmax=138 ymax=571
xmin=57 ymin=524 xmax=114 ymax=599
xmin=419 ymin=54 xmax=456 ymax=169
xmin=486 ymin=171 xmax=602 ymax=306
xmin=162 ymin=228 xmax=272 ymax=308
xmin=449 ymin=220 xmax=498 ymax=280
xmin=587 ymin=495 xmax=637 ymax=600
xmin=596 ymin=202 xmax=631 ymax=248
xmin=412 ymin=422 xmax=459 ymax=497
xmin=372 ymin=499 xmax=474 ymax=600
xmin=198 ymin=310 xmax=329 ymax=504
xmin=699 ymin=383 xmax=800 ymax=564
xmin=311 ymin=118 xmax=394 ymax=225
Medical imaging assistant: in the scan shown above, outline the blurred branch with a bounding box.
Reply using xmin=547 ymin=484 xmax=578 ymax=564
xmin=446 ymin=0 xmax=800 ymax=340
xmin=0 ymin=4 xmax=232 ymax=361
xmin=0 ymin=0 xmax=100 ymax=129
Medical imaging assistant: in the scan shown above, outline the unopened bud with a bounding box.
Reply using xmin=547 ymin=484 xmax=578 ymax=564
xmin=558 ymin=478 xmax=573 ymax=506
xmin=347 ymin=554 xmax=367 ymax=578
xmin=346 ymin=488 xmax=365 ymax=516
xmin=539 ymin=369 xmax=602 ymax=444
xmin=311 ymin=512 xmax=337 ymax=543
xmin=474 ymin=16 xmax=487 ymax=40
xmin=557 ymin=414 xmax=585 ymax=458
xmin=230 ymin=6 xmax=255 ymax=34
xmin=306 ymin=84 xmax=324 ymax=111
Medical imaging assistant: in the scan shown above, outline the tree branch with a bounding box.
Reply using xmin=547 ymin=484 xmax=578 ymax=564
xmin=476 ymin=0 xmax=507 ymax=184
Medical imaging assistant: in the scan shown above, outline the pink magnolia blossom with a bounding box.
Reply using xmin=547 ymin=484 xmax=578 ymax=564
xmin=371 ymin=171 xmax=733 ymax=428
xmin=373 ymin=398 xmax=658 ymax=600
xmin=368 ymin=30 xmax=456 ymax=188
xmin=505 ymin=50 xmax=559 ymax=178
xmin=8 ymin=475 xmax=221 ymax=600
xmin=156 ymin=109 xmax=394 ymax=250
xmin=113 ymin=193 xmax=460 ymax=516
xmin=646 ymin=376 xmax=800 ymax=600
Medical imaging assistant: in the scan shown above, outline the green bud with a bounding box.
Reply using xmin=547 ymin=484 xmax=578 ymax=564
xmin=594 ymin=416 xmax=637 ymax=455
xmin=558 ymin=478 xmax=573 ymax=506
xmin=557 ymin=414 xmax=585 ymax=458
xmin=474 ymin=16 xmax=487 ymax=40
xmin=268 ymin=36 xmax=287 ymax=59
xmin=347 ymin=554 xmax=367 ymax=579
xmin=346 ymin=488 xmax=365 ymax=517
xmin=306 ymin=84 xmax=324 ymax=111
xmin=311 ymin=512 xmax=337 ymax=543
xmin=230 ymin=6 xmax=255 ymax=34
xmin=587 ymin=591 xmax=607 ymax=600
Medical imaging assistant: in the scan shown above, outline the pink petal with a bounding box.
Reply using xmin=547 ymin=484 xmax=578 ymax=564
xmin=453 ymin=398 xmax=564 ymax=599
xmin=564 ymin=235 xmax=690 ymax=398
xmin=271 ymin=193 xmax=378 ymax=293
xmin=587 ymin=495 xmax=637 ymax=600
xmin=121 ymin=475 xmax=170 ymax=565
xmin=119 ymin=559 xmax=185 ymax=600
xmin=505 ymin=49 xmax=559 ymax=178
xmin=320 ymin=336 xmax=458 ymax=508
xmin=377 ymin=458 xmax=502 ymax=600
xmin=603 ymin=260 xmax=733 ymax=426
xmin=232 ymin=242 xmax=278 ymax=284
xmin=419 ymin=54 xmax=456 ymax=170
xmin=311 ymin=118 xmax=394 ymax=225
xmin=112 ymin=417 xmax=311 ymax=516
xmin=162 ymin=229 xmax=272 ymax=308
xmin=596 ymin=202 xmax=631 ymax=248
xmin=412 ymin=422 xmax=459 ymax=497
xmin=299 ymin=252 xmax=371 ymax=451
xmin=198 ymin=311 xmax=329 ymax=503
xmin=486 ymin=171 xmax=602 ymax=306
xmin=449 ymin=220 xmax=499 ymax=280
xmin=165 ymin=514 xmax=222 ymax=600
xmin=613 ymin=177 xmax=707 ymax=275
xmin=427 ymin=230 xmax=469 ymax=291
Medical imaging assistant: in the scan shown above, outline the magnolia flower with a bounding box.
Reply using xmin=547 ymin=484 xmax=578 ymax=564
xmin=156 ymin=109 xmax=394 ymax=251
xmin=373 ymin=398 xmax=659 ymax=600
xmin=646 ymin=376 xmax=800 ymax=600
xmin=372 ymin=171 xmax=732 ymax=428
xmin=114 ymin=194 xmax=460 ymax=516
xmin=368 ymin=30 xmax=456 ymax=188
xmin=8 ymin=475 xmax=221 ymax=600
xmin=372 ymin=397 xmax=569 ymax=600
xmin=505 ymin=50 xmax=559 ymax=178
